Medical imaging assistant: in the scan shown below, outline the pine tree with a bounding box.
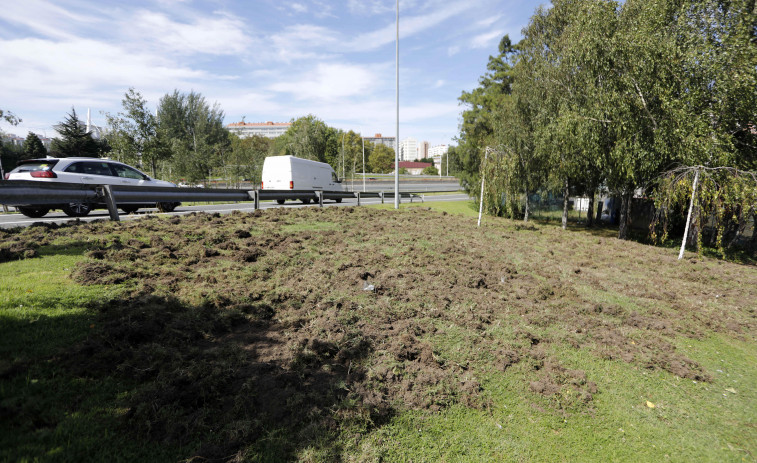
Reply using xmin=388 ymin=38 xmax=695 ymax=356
xmin=22 ymin=132 xmax=47 ymax=159
xmin=50 ymin=107 xmax=99 ymax=157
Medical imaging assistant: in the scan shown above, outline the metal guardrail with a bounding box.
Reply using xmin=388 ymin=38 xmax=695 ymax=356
xmin=0 ymin=180 xmax=437 ymax=221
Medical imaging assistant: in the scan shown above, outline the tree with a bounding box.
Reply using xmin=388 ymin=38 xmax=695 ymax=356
xmin=157 ymin=90 xmax=229 ymax=183
xmin=422 ymin=165 xmax=439 ymax=175
xmin=0 ymin=109 xmax=21 ymax=126
xmin=51 ymin=108 xmax=100 ymax=157
xmin=105 ymin=88 xmax=166 ymax=177
xmin=456 ymin=35 xmax=518 ymax=194
xmin=229 ymin=134 xmax=273 ymax=187
xmin=22 ymin=132 xmax=47 ymax=159
xmin=369 ymin=144 xmax=395 ymax=174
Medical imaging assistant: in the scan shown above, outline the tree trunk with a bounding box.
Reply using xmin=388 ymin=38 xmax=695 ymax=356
xmin=618 ymin=191 xmax=633 ymax=240
xmin=596 ymin=190 xmax=603 ymax=224
xmin=749 ymin=207 xmax=757 ymax=253
xmin=562 ymin=179 xmax=569 ymax=230
xmin=524 ymin=187 xmax=530 ymax=223
xmin=587 ymin=193 xmax=595 ymax=228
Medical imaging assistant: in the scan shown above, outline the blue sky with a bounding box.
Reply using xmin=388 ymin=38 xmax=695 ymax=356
xmin=0 ymin=0 xmax=548 ymax=147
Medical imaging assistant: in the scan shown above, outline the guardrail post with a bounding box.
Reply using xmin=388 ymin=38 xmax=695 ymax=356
xmin=357 ymin=192 xmax=361 ymax=207
xmin=380 ymin=191 xmax=384 ymax=204
xmin=248 ymin=190 xmax=259 ymax=210
xmin=100 ymin=185 xmax=121 ymax=222
xmin=316 ymin=191 xmax=323 ymax=207
xmin=2 ymin=204 xmax=8 ymax=213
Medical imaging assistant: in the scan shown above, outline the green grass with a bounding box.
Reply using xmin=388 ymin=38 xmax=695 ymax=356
xmin=370 ymin=198 xmax=479 ymax=217
xmin=348 ymin=333 xmax=757 ymax=462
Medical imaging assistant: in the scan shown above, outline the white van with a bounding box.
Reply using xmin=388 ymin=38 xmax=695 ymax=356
xmin=260 ymin=155 xmax=343 ymax=204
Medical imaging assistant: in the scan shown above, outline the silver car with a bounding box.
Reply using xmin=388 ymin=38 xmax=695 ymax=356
xmin=4 ymin=157 xmax=180 ymax=218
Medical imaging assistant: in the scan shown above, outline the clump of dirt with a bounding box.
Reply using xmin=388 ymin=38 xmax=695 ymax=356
xmin=0 ymin=243 xmax=38 ymax=263
xmin=3 ymin=206 xmax=756 ymax=460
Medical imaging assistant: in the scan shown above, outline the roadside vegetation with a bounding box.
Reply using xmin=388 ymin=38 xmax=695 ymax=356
xmin=1 ymin=203 xmax=755 ymax=462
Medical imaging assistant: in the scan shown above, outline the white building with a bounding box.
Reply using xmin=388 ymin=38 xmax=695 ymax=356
xmin=428 ymin=144 xmax=449 ymax=174
xmin=363 ymin=133 xmax=396 ymax=149
xmin=226 ymin=121 xmax=291 ymax=138
xmin=400 ymin=137 xmax=419 ymax=161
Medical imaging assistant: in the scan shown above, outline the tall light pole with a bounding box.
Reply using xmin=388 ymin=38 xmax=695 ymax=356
xmin=341 ymin=132 xmax=345 ymax=181
xmin=394 ymin=0 xmax=400 ymax=209
xmin=362 ymin=134 xmax=366 ymax=192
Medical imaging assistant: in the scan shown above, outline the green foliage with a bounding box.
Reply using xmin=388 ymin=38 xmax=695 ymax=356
xmin=157 ymin=90 xmax=229 ymax=183
xmin=466 ymin=0 xmax=757 ymax=242
xmin=228 ymin=133 xmax=273 ymax=187
xmin=368 ymin=143 xmax=395 ymax=174
xmin=422 ymin=165 xmax=438 ymax=175
xmin=105 ymin=88 xmax=166 ymax=177
xmin=50 ymin=107 xmax=102 ymax=157
xmin=455 ymin=34 xmax=518 ymax=194
xmin=0 ymin=108 xmax=21 ymax=126
xmin=0 ymin=137 xmax=24 ymax=174
xmin=22 ymin=132 xmax=46 ymax=159
xmin=651 ymin=166 xmax=757 ymax=255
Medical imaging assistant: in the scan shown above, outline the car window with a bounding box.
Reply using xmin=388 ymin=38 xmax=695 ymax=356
xmin=111 ymin=164 xmax=146 ymax=180
xmin=11 ymin=161 xmax=58 ymax=173
xmin=64 ymin=162 xmax=85 ymax=174
xmin=79 ymin=162 xmax=114 ymax=176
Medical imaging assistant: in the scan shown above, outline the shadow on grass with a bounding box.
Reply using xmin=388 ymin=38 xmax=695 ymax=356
xmin=1 ymin=293 xmax=383 ymax=462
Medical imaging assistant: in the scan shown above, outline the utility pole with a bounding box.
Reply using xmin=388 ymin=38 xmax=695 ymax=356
xmin=394 ymin=0 xmax=400 ymax=209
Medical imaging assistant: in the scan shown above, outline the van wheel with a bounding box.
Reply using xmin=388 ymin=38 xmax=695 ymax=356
xmin=18 ymin=206 xmax=50 ymax=218
xmin=276 ymin=199 xmax=285 ymax=205
xmin=121 ymin=206 xmax=139 ymax=214
xmin=301 ymin=198 xmax=311 ymax=204
xmin=62 ymin=202 xmax=91 ymax=217
xmin=335 ymin=198 xmax=342 ymax=203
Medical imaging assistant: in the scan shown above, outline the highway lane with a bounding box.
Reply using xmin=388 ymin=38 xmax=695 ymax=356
xmin=0 ymin=193 xmax=470 ymax=229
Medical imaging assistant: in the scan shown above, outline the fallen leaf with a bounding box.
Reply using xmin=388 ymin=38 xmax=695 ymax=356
xmin=725 ymin=388 xmax=737 ymax=394
xmin=646 ymin=401 xmax=655 ymax=409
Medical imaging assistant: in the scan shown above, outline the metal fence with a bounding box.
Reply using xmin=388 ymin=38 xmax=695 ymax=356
xmin=0 ymin=180 xmax=430 ymax=221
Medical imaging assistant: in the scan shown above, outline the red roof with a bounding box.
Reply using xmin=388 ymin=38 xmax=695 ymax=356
xmin=398 ymin=161 xmax=432 ymax=169
xmin=227 ymin=121 xmax=291 ymax=127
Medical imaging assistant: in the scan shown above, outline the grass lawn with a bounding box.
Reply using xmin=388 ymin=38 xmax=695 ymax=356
xmin=1 ymin=204 xmax=755 ymax=462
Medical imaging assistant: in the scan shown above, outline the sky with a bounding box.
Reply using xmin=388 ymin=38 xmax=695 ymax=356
xmin=0 ymin=0 xmax=549 ymax=148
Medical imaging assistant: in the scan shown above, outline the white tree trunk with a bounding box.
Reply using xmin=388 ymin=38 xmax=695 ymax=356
xmin=679 ymin=169 xmax=700 ymax=260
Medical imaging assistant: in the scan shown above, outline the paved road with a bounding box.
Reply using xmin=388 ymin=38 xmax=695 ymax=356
xmin=0 ymin=193 xmax=470 ymax=229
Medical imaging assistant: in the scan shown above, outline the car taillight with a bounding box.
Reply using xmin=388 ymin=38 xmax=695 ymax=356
xmin=3 ymin=173 xmax=8 ymax=180
xmin=261 ymin=181 xmax=264 ymax=189
xmin=30 ymin=170 xmax=57 ymax=178
xmin=289 ymin=180 xmax=294 ymax=189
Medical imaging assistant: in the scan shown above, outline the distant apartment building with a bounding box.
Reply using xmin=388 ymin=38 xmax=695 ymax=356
xmin=400 ymin=137 xmax=419 ymax=161
xmin=429 ymin=144 xmax=449 ymax=175
xmin=226 ymin=121 xmax=291 ymax=139
xmin=363 ymin=133 xmax=396 ymax=149
xmin=420 ymin=141 xmax=429 ymax=159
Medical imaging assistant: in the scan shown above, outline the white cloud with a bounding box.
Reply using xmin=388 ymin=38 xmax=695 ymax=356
xmin=0 ymin=0 xmax=101 ymax=40
xmin=268 ymin=63 xmax=379 ymax=101
xmin=470 ymin=29 xmax=505 ymax=49
xmin=131 ymin=10 xmax=252 ymax=55
xmin=268 ymin=24 xmax=340 ymax=61
xmin=434 ymin=80 xmax=445 ymax=88
xmin=291 ymin=3 xmax=308 ymax=14
xmin=447 ymin=45 xmax=460 ymax=56
xmin=347 ymin=0 xmax=471 ymax=52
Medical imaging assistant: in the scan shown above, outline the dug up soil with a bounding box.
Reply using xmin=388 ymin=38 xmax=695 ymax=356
xmin=2 ymin=206 xmax=755 ymax=460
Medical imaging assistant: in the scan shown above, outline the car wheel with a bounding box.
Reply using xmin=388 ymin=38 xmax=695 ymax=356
xmin=301 ymin=197 xmax=311 ymax=204
xmin=18 ymin=206 xmax=50 ymax=218
xmin=62 ymin=202 xmax=91 ymax=217
xmin=121 ymin=206 xmax=139 ymax=214
xmin=157 ymin=202 xmax=177 ymax=213
xmin=335 ymin=198 xmax=342 ymax=203
xmin=276 ymin=199 xmax=285 ymax=205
